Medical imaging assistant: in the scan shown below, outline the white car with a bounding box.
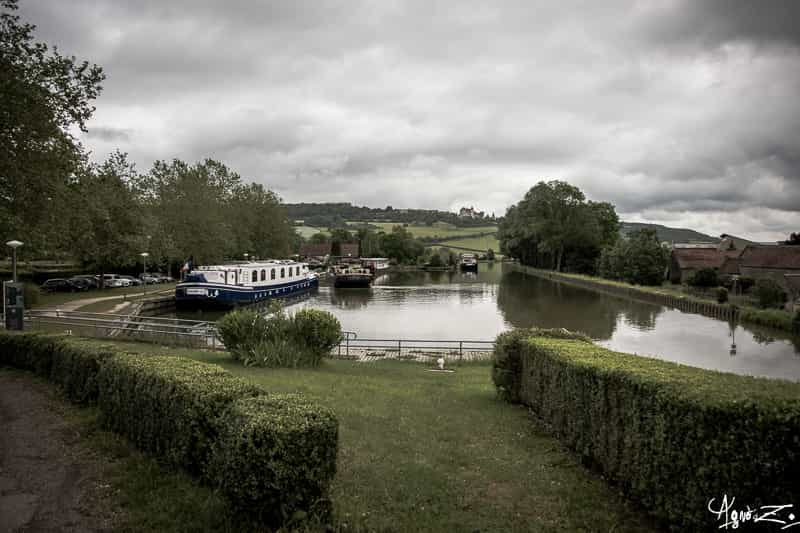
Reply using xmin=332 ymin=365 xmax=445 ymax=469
xmin=96 ymin=274 xmax=126 ymax=288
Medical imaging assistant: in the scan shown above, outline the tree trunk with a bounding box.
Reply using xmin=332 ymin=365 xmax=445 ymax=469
xmin=556 ymin=246 xmax=563 ymax=272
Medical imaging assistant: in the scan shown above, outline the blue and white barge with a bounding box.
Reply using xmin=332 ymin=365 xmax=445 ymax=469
xmin=175 ymin=260 xmax=318 ymax=308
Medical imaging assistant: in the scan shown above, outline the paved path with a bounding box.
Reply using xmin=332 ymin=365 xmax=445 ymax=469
xmin=50 ymin=287 xmax=173 ymax=312
xmin=0 ymin=371 xmax=117 ymax=532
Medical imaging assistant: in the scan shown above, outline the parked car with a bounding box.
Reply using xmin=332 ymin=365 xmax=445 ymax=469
xmin=155 ymin=273 xmax=174 ymax=284
xmin=70 ymin=275 xmax=99 ymax=289
xmin=139 ymin=273 xmax=160 ymax=285
xmin=119 ymin=275 xmax=142 ymax=286
xmin=41 ymin=278 xmax=84 ymax=293
xmin=67 ymin=278 xmax=93 ymax=291
xmin=95 ymin=274 xmax=125 ymax=288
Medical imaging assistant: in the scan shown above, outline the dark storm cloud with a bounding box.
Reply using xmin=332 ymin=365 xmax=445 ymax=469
xmin=15 ymin=0 xmax=800 ymax=239
xmin=637 ymin=0 xmax=800 ymax=49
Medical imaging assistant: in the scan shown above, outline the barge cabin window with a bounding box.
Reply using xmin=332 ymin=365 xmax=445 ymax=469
xmin=281 ymin=268 xmax=285 ymax=278
xmin=260 ymin=269 xmax=266 ymax=281
xmin=252 ymin=270 xmax=257 ymax=282
xmin=271 ymin=269 xmax=276 ymax=280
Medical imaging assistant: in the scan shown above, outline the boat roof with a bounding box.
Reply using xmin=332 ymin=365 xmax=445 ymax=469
xmin=194 ymin=260 xmax=305 ymax=271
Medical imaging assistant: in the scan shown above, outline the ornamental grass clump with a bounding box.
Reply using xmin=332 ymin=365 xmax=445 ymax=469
xmin=217 ymin=306 xmax=342 ymax=368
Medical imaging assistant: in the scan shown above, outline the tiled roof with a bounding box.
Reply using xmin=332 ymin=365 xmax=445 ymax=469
xmin=740 ymin=246 xmax=800 ymax=270
xmin=672 ymin=248 xmax=725 ymax=270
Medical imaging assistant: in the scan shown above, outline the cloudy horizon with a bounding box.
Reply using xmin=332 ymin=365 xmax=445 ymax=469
xmin=19 ymin=0 xmax=800 ymax=241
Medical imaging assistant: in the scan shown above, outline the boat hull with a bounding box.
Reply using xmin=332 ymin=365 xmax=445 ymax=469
xmin=333 ymin=274 xmax=372 ymax=288
xmin=175 ymin=276 xmax=319 ymax=308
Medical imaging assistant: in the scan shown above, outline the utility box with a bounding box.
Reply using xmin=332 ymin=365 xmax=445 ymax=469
xmin=3 ymin=281 xmax=24 ymax=330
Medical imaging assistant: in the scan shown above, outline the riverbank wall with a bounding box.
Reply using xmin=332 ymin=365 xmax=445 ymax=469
xmin=511 ymin=264 xmax=800 ymax=335
xmin=137 ymin=296 xmax=176 ymax=316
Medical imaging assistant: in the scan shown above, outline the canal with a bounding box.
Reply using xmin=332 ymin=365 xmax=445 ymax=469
xmin=177 ymin=263 xmax=800 ymax=381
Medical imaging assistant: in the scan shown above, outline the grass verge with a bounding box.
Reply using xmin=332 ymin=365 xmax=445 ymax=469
xmin=70 ymin=338 xmax=656 ymax=532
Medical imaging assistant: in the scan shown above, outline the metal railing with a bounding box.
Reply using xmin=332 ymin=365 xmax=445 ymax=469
xmin=19 ymin=310 xmax=496 ymax=362
xmin=334 ymin=331 xmax=495 ymax=363
xmin=25 ymin=308 xmax=220 ymax=349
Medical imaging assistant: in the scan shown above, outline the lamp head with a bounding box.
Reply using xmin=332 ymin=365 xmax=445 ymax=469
xmin=140 ymin=252 xmax=149 ymax=258
xmin=6 ymin=240 xmax=23 ymax=249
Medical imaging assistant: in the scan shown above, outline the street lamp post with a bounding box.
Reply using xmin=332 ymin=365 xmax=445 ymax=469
xmin=141 ymin=252 xmax=149 ymax=296
xmin=6 ymin=240 xmax=23 ymax=282
xmin=244 ymin=252 xmax=249 ymax=262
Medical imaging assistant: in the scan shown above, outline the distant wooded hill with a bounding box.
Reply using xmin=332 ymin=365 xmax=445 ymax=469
xmin=620 ymin=222 xmax=719 ymax=244
xmin=285 ymin=202 xmax=495 ymax=228
xmin=286 ymin=202 xmax=718 ymax=244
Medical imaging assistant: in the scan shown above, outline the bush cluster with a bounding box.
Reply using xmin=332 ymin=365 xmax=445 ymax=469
xmin=687 ymin=267 xmax=719 ymax=288
xmin=216 ymin=307 xmax=342 ymax=367
xmin=0 ymin=332 xmax=339 ymax=529
xmin=597 ymin=229 xmax=668 ymax=286
xmin=715 ymin=286 xmax=728 ymax=303
xmin=754 ymin=278 xmax=787 ymax=309
xmin=494 ymin=332 xmax=800 ymax=530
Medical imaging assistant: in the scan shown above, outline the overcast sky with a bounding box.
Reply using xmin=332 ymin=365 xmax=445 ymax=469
xmin=19 ymin=0 xmax=800 ymax=240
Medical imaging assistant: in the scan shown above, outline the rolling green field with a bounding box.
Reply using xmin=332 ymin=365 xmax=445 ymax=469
xmin=72 ymin=339 xmax=654 ymax=533
xmin=294 ymin=225 xmax=330 ymax=239
xmin=365 ymin=222 xmax=498 ymax=240
xmin=435 ymin=234 xmax=501 ymax=252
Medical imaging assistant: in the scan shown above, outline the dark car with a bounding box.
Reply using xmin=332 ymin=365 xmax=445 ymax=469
xmin=70 ymin=275 xmax=99 ymax=289
xmin=67 ymin=278 xmax=93 ymax=291
xmin=41 ymin=278 xmax=83 ymax=293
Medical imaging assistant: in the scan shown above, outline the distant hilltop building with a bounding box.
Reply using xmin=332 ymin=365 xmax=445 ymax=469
xmin=458 ymin=206 xmax=485 ymax=219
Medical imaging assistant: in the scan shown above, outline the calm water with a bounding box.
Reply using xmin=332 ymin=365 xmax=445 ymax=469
xmin=177 ymin=263 xmax=800 ymax=381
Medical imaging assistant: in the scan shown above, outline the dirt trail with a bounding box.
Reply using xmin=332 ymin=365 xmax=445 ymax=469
xmin=0 ymin=371 xmax=116 ymax=532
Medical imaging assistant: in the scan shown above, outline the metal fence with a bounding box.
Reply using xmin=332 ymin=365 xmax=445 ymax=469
xmin=333 ymin=331 xmax=495 ymax=363
xmin=15 ymin=309 xmax=496 ymax=363
xmin=24 ymin=309 xmax=219 ymax=349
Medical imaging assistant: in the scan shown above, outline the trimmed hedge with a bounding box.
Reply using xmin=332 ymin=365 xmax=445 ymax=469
xmin=491 ymin=327 xmax=590 ymax=403
xmin=96 ymin=353 xmax=262 ymax=474
xmin=496 ymin=334 xmax=800 ymax=530
xmin=210 ymin=394 xmax=339 ymax=528
xmin=0 ymin=332 xmax=340 ymax=530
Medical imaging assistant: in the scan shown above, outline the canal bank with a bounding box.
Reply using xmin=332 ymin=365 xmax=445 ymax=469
xmin=511 ymin=263 xmax=800 ymax=335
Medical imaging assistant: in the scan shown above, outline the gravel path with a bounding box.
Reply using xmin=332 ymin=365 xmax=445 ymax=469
xmin=0 ymin=371 xmax=117 ymax=533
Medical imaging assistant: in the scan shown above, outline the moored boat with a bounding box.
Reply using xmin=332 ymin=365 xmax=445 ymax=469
xmin=331 ymin=264 xmax=373 ymax=288
xmin=175 ymin=260 xmax=318 ymax=308
xmin=459 ymin=253 xmax=478 ymax=271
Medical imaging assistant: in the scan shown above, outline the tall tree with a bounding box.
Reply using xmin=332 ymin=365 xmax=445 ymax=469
xmin=498 ymin=180 xmax=620 ymax=273
xmin=69 ymin=152 xmax=144 ymax=284
xmin=0 ymin=0 xmax=104 ymax=255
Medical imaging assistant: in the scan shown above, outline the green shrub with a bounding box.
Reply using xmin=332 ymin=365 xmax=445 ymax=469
xmin=715 ymin=286 xmax=728 ymax=303
xmin=427 ymin=253 xmax=444 ymax=267
xmin=209 ymin=394 xmax=338 ymax=529
xmin=754 ymin=278 xmax=787 ymax=308
xmin=292 ymin=308 xmax=342 ymax=361
xmin=216 ymin=309 xmax=268 ymax=360
xmin=218 ymin=307 xmax=341 ymax=368
xmin=688 ymin=267 xmax=718 ymax=287
xmin=739 ymin=307 xmax=795 ymax=332
xmin=491 ymin=328 xmax=590 ymax=403
xmin=0 ymin=332 xmax=56 ymax=376
xmin=509 ymin=335 xmax=800 ymax=530
xmin=96 ymin=354 xmax=261 ymax=474
xmin=738 ymin=276 xmax=756 ymax=292
xmin=50 ymin=340 xmax=116 ymax=404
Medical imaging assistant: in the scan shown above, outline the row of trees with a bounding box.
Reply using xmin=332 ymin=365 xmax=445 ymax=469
xmin=307 ymin=226 xmax=426 ymax=264
xmin=1 ymin=0 xmax=295 ymax=276
xmin=499 ymin=180 xmax=668 ymax=285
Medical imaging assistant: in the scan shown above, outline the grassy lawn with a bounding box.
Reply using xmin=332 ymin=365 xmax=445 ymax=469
xmin=436 ymin=234 xmax=501 ymax=252
xmin=367 ymin=222 xmax=498 ymax=240
xmin=75 ymin=339 xmax=655 ymax=532
xmin=295 ymin=225 xmax=331 ymax=239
